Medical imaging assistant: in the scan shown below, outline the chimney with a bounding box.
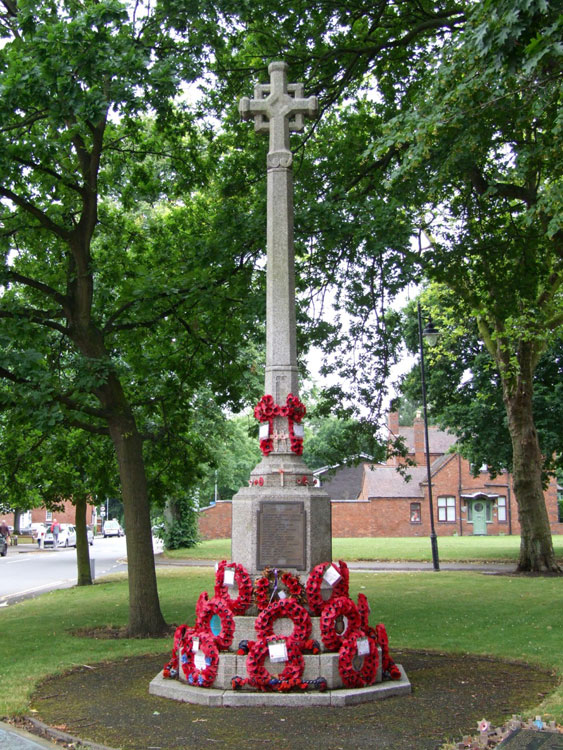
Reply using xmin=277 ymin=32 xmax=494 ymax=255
xmin=414 ymin=411 xmax=426 ymax=465
xmin=388 ymin=410 xmax=399 ymax=435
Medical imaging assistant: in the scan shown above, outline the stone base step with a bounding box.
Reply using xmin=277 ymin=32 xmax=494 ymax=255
xmin=178 ymin=649 xmax=383 ymax=690
xmin=150 ymin=664 xmax=411 ymax=707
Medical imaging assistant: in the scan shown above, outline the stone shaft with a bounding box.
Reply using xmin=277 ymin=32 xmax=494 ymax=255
xmin=234 ymin=62 xmax=330 ymax=575
xmin=240 ymin=60 xmax=318 ymax=405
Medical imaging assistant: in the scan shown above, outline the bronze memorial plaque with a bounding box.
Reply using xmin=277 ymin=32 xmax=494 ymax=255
xmin=257 ymin=501 xmax=306 ymax=569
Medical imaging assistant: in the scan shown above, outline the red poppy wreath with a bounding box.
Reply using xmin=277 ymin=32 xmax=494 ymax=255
xmin=320 ymin=595 xmax=362 ymax=651
xmin=306 ymin=560 xmax=350 ymax=615
xmin=254 ymin=567 xmax=306 ymax=610
xmin=255 ymin=599 xmax=312 ymax=643
xmin=338 ymin=631 xmax=379 ymax=688
xmin=246 ymin=635 xmax=305 ymax=692
xmin=196 ymin=595 xmax=235 ymax=651
xmin=163 ymin=623 xmax=194 ymax=679
xmin=179 ymin=630 xmax=219 ymax=688
xmin=214 ymin=560 xmax=253 ymax=615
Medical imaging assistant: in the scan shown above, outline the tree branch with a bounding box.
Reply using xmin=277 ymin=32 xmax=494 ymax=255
xmin=13 ymin=156 xmax=85 ymax=195
xmin=0 ymin=310 xmax=68 ymax=335
xmin=0 ymin=187 xmax=70 ymax=240
xmin=468 ymin=166 xmax=536 ymax=206
xmin=2 ymin=269 xmax=68 ymax=307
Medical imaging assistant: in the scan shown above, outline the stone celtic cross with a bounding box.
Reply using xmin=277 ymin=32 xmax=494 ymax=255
xmin=239 ymin=62 xmax=318 ymax=412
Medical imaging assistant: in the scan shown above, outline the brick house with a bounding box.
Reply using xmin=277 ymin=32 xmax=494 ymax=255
xmin=198 ymin=412 xmax=562 ymax=539
xmin=8 ymin=500 xmax=98 ymax=531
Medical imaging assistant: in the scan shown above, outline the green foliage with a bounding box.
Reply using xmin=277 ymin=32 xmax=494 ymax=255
xmin=399 ymin=287 xmax=563 ymax=480
xmin=155 ymin=494 xmax=199 ymax=551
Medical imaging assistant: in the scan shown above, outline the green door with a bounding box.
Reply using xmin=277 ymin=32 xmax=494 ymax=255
xmin=472 ymin=500 xmax=488 ymax=535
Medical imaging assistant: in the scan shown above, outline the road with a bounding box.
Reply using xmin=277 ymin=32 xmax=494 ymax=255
xmin=0 ymin=535 xmax=138 ymax=606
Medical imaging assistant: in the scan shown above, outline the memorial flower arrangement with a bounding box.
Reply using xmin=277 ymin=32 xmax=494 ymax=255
xmin=306 ymin=559 xmax=350 ymax=614
xmin=255 ymin=599 xmax=312 ymax=642
xmin=254 ymin=567 xmax=306 ymax=610
xmin=162 ymin=558 xmax=402 ymax=693
xmin=214 ymin=560 xmax=253 ymax=615
xmin=254 ymin=393 xmax=307 ymax=455
xmin=320 ymin=595 xmax=362 ymax=651
xmin=196 ymin=595 xmax=235 ymax=651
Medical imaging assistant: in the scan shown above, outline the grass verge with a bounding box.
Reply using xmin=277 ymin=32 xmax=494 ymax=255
xmin=163 ymin=535 xmax=563 ymax=563
xmin=1 ymin=568 xmax=562 ymax=724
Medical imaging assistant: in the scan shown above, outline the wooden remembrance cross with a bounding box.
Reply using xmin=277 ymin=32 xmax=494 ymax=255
xmin=232 ymin=62 xmax=332 ymax=576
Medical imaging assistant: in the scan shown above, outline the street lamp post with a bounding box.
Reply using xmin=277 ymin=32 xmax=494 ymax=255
xmin=417 ymin=301 xmax=440 ymax=572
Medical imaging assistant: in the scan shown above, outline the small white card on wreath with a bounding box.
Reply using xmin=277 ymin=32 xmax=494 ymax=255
xmin=192 ymin=637 xmax=200 ymax=653
xmin=356 ymin=638 xmax=370 ymax=656
xmin=259 ymin=423 xmax=270 ymax=440
xmin=268 ymin=641 xmax=288 ymax=663
xmin=223 ymin=568 xmax=235 ymax=587
xmin=194 ymin=651 xmax=207 ymax=670
xmin=277 ymin=590 xmax=287 ymax=600
xmin=323 ymin=564 xmax=342 ymax=587
xmin=292 ymin=423 xmax=305 ymax=438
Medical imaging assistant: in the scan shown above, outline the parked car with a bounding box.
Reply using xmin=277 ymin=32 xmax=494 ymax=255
xmin=103 ymin=519 xmax=124 ymax=538
xmin=87 ymin=526 xmax=94 ymax=546
xmin=43 ymin=523 xmax=76 ymax=548
xmin=0 ymin=535 xmax=7 ymax=557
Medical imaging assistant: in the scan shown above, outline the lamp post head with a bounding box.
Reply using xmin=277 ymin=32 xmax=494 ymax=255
xmin=422 ymin=318 xmax=440 ymax=348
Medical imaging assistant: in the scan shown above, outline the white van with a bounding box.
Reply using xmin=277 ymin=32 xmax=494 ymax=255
xmin=103 ymin=519 xmax=124 ymax=538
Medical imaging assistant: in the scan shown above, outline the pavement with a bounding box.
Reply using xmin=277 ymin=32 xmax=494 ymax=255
xmin=0 ymin=721 xmax=60 ymax=749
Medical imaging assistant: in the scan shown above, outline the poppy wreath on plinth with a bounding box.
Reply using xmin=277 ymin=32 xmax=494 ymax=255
xmin=254 ymin=393 xmax=306 ymax=456
xmin=163 ymin=623 xmax=194 ymax=679
xmin=306 ymin=560 xmax=350 ymax=615
xmin=375 ymin=623 xmax=402 ymax=680
xmin=320 ymin=595 xmax=362 ymax=651
xmin=254 ymin=567 xmax=307 ymax=610
xmin=338 ymin=631 xmax=379 ymax=688
xmin=357 ymin=592 xmax=371 ymax=631
xmin=214 ymin=560 xmax=253 ymax=615
xmin=255 ymin=599 xmax=312 ymax=643
xmin=179 ymin=630 xmax=219 ymax=688
xmin=196 ymin=595 xmax=235 ymax=651
xmin=246 ymin=635 xmax=304 ymax=691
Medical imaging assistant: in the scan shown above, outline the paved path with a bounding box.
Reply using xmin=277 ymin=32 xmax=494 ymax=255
xmin=0 ymin=722 xmax=60 ymax=749
xmin=154 ymin=555 xmax=516 ymax=574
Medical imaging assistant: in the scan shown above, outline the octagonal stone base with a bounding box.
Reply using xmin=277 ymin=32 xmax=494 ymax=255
xmin=149 ymin=664 xmax=411 ymax=707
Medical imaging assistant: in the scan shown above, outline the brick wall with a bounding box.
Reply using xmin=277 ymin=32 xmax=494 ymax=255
xmin=199 ymin=501 xmax=232 ymax=540
xmin=196 ymin=461 xmax=562 ymax=540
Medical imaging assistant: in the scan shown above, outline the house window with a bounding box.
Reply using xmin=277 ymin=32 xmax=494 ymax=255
xmin=45 ymin=511 xmax=53 ymax=522
xmin=438 ymin=496 xmax=456 ymax=523
xmin=410 ymin=503 xmax=421 ymax=524
xmin=497 ymin=496 xmax=507 ymax=522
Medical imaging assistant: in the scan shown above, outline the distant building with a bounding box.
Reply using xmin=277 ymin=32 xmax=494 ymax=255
xmin=9 ymin=501 xmax=98 ymax=531
xmin=198 ymin=412 xmax=562 ymax=539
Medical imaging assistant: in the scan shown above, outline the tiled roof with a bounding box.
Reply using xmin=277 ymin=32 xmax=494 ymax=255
xmin=395 ymin=425 xmax=457 ymax=454
xmin=362 ymin=465 xmax=427 ymax=498
xmin=315 ymin=463 xmax=365 ymax=500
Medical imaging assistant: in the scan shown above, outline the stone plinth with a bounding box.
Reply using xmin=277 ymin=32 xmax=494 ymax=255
xmin=149 ymin=665 xmax=410 ymax=707
xmin=231 ymin=476 xmax=331 ymax=576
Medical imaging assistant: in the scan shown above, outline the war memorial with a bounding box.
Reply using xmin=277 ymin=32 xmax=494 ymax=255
xmin=149 ymin=62 xmax=411 ymax=707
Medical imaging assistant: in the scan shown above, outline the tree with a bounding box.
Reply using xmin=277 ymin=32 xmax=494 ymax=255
xmin=0 ymin=1 xmax=264 ymax=633
xmin=399 ymin=289 xmax=563 ymax=483
xmin=214 ymin=0 xmax=562 ymax=571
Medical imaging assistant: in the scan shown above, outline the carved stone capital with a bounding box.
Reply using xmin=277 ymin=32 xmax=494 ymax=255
xmin=267 ymin=150 xmax=293 ymax=169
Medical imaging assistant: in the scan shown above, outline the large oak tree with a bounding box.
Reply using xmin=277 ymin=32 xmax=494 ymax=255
xmin=0 ymin=1 xmax=262 ymax=634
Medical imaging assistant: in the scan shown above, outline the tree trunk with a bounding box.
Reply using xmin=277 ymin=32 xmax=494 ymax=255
xmin=108 ymin=409 xmax=167 ymax=637
xmin=74 ymin=494 xmax=92 ymax=586
xmin=503 ymin=353 xmax=561 ymax=573
xmin=13 ymin=508 xmax=22 ymax=535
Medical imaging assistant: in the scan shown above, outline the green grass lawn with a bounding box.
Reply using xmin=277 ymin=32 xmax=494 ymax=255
xmin=1 ymin=567 xmax=562 ymax=726
xmin=163 ymin=535 xmax=563 ymax=563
